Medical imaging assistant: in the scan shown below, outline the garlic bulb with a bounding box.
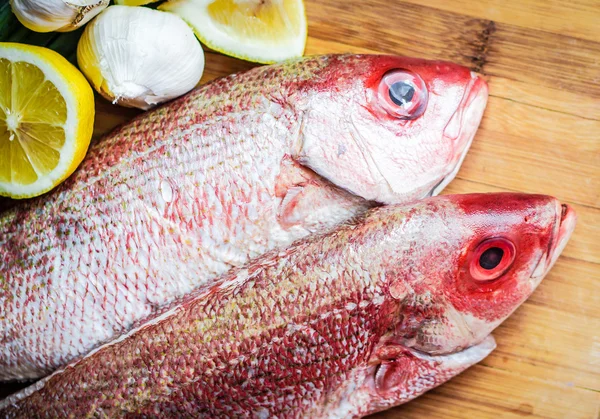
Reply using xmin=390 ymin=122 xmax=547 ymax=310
xmin=77 ymin=6 xmax=205 ymax=110
xmin=10 ymin=0 xmax=109 ymax=33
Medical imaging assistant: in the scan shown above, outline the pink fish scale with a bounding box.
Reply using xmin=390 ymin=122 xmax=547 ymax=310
xmin=0 ymin=57 xmax=335 ymax=379
xmin=4 ymin=190 xmax=550 ymax=417
xmin=2 ymin=54 xmax=490 ymax=382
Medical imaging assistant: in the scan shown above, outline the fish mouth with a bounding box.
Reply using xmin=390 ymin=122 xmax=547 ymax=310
xmin=430 ymin=72 xmax=488 ymax=196
xmin=531 ymin=202 xmax=577 ymax=280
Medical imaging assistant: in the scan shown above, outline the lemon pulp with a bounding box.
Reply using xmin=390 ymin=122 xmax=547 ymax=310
xmin=0 ymin=43 xmax=95 ymax=199
xmin=207 ymin=0 xmax=303 ymax=41
xmin=160 ymin=0 xmax=307 ymax=64
xmin=0 ymin=59 xmax=67 ymax=185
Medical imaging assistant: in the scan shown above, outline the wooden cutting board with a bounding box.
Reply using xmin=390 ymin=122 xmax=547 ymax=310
xmin=2 ymin=0 xmax=599 ymax=417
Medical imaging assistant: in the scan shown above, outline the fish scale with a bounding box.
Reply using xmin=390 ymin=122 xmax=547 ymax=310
xmin=0 ymin=193 xmax=574 ymax=417
xmin=2 ymin=115 xmax=296 ymax=378
xmin=0 ymin=58 xmax=357 ymax=379
xmin=2 ymin=222 xmax=390 ymax=418
xmin=1 ymin=54 xmax=489 ymax=380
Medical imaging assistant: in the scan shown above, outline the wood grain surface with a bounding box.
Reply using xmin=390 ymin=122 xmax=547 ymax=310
xmin=1 ymin=0 xmax=599 ymax=417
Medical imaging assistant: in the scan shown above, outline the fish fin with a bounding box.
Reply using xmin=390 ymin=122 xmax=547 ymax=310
xmin=278 ymin=186 xmax=306 ymax=227
xmin=274 ymin=155 xmax=318 ymax=199
xmin=276 ymin=155 xmax=373 ymax=230
xmin=369 ymin=336 xmax=496 ymax=409
xmin=374 ymin=356 xmax=415 ymax=395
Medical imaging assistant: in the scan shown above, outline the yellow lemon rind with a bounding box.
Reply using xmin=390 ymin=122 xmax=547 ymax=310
xmin=159 ymin=0 xmax=307 ymax=65
xmin=114 ymin=0 xmax=157 ymax=5
xmin=0 ymin=42 xmax=95 ymax=199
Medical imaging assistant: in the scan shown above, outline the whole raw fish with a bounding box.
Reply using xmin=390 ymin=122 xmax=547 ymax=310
xmin=0 ymin=193 xmax=576 ymax=418
xmin=0 ymin=54 xmax=488 ymax=380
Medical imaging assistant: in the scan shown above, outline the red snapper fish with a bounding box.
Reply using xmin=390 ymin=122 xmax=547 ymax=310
xmin=0 ymin=193 xmax=576 ymax=417
xmin=0 ymin=54 xmax=488 ymax=380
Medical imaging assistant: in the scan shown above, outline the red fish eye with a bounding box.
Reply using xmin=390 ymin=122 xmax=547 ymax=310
xmin=470 ymin=238 xmax=516 ymax=281
xmin=377 ymin=70 xmax=428 ymax=119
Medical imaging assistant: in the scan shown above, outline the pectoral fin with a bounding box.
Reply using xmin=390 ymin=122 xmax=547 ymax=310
xmin=370 ymin=335 xmax=496 ymax=410
xmin=275 ymin=155 xmax=374 ymax=230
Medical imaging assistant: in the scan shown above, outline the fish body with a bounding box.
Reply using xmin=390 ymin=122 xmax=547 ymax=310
xmin=0 ymin=55 xmax=488 ymax=380
xmin=0 ymin=193 xmax=576 ymax=418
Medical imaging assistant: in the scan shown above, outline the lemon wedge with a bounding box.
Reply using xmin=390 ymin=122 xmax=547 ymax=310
xmin=159 ymin=0 xmax=307 ymax=64
xmin=0 ymin=43 xmax=94 ymax=199
xmin=114 ymin=0 xmax=156 ymax=6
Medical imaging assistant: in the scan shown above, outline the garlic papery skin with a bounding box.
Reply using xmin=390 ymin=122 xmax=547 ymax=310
xmin=10 ymin=0 xmax=109 ymax=32
xmin=77 ymin=6 xmax=205 ymax=110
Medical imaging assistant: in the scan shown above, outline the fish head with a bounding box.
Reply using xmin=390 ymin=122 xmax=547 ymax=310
xmin=333 ymin=193 xmax=576 ymax=417
xmin=385 ymin=193 xmax=577 ymax=355
xmin=294 ymin=54 xmax=488 ymax=204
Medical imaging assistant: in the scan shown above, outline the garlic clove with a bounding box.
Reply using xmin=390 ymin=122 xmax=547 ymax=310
xmin=77 ymin=5 xmax=205 ymax=110
xmin=10 ymin=0 xmax=109 ymax=33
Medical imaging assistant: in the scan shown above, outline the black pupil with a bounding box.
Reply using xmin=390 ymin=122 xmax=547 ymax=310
xmin=389 ymin=81 xmax=415 ymax=107
xmin=479 ymin=247 xmax=504 ymax=270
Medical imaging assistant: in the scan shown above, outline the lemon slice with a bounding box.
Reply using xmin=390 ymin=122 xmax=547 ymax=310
xmin=114 ymin=0 xmax=156 ymax=6
xmin=0 ymin=43 xmax=94 ymax=199
xmin=159 ymin=0 xmax=307 ymax=64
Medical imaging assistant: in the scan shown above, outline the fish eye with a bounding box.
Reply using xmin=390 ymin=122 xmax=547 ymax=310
xmin=480 ymin=247 xmax=503 ymax=269
xmin=470 ymin=238 xmax=516 ymax=281
xmin=377 ymin=70 xmax=428 ymax=119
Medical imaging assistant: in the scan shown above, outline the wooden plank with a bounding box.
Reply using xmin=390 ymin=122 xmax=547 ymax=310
xmin=489 ymin=76 xmax=599 ymax=121
xmin=488 ymin=286 xmax=600 ymax=383
xmin=465 ymin=101 xmax=599 ymax=208
xmin=457 ymin=130 xmax=599 ymax=213
xmin=481 ymin=97 xmax=599 ymax=160
xmin=306 ymin=0 xmax=600 ymax=98
xmin=200 ymin=50 xmax=259 ymax=83
xmin=92 ymin=97 xmax=139 ymax=139
xmin=306 ymin=0 xmax=491 ymax=70
xmin=483 ymin=24 xmax=600 ymax=99
xmin=398 ymin=0 xmax=600 ymax=43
